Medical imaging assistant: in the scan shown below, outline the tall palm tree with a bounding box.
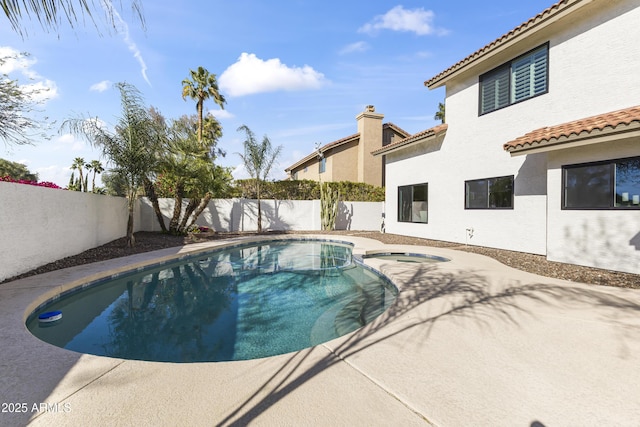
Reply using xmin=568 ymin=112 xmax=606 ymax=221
xmin=62 ymin=82 xmax=160 ymax=247
xmin=181 ymin=67 xmax=226 ymax=144
xmin=71 ymin=157 xmax=86 ymax=191
xmin=434 ymin=101 xmax=446 ymax=124
xmin=236 ymin=125 xmax=282 ymax=233
xmin=88 ymin=160 xmax=104 ymax=193
xmin=2 ymin=0 xmax=145 ymax=37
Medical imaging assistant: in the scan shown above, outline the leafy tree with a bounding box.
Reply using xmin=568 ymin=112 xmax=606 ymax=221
xmin=184 ymin=164 xmax=233 ymax=231
xmin=102 ymin=170 xmax=128 ymax=197
xmin=0 ymin=158 xmax=38 ymax=181
xmin=236 ymin=125 xmax=282 ymax=233
xmin=158 ymin=116 xmax=215 ymax=233
xmin=181 ymin=67 xmax=226 ymax=144
xmin=2 ymin=0 xmax=145 ymax=37
xmin=147 ymin=112 xmax=229 ymax=234
xmin=0 ymin=53 xmax=49 ymax=147
xmin=138 ymin=105 xmax=171 ymax=232
xmin=62 ymin=82 xmax=160 ymax=247
xmin=434 ymin=101 xmax=445 ymax=124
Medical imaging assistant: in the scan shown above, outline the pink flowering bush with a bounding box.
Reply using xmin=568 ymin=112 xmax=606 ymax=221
xmin=0 ymin=175 xmax=64 ymax=189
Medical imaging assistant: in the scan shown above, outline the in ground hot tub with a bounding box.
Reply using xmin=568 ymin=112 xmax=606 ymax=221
xmin=362 ymin=251 xmax=450 ymax=263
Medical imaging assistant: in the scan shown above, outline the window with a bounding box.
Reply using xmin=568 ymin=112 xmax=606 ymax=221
xmin=319 ymin=157 xmax=326 ymax=174
xmin=465 ymin=176 xmax=514 ymax=209
xmin=398 ymin=183 xmax=428 ymax=223
xmin=563 ymin=156 xmax=640 ymax=209
xmin=479 ymin=44 xmax=548 ymax=115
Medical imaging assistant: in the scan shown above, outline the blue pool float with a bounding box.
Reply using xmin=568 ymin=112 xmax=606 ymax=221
xmin=38 ymin=311 xmax=62 ymax=323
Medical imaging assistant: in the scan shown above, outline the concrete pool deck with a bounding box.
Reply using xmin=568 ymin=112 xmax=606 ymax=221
xmin=1 ymin=234 xmax=639 ymax=426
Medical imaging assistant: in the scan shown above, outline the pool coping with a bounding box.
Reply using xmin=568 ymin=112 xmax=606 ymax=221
xmin=2 ymin=234 xmax=640 ymax=426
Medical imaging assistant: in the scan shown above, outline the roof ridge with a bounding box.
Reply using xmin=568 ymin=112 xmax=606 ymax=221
xmin=425 ymin=0 xmax=580 ymax=88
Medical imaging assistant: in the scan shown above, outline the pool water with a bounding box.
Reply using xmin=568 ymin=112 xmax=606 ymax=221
xmin=27 ymin=240 xmax=397 ymax=363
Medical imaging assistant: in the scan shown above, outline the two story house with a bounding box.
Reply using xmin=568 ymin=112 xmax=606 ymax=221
xmin=374 ymin=0 xmax=640 ymax=274
xmin=285 ymin=106 xmax=409 ymax=186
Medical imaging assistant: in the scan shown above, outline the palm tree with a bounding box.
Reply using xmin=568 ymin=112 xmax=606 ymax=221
xmin=236 ymin=125 xmax=282 ymax=233
xmin=184 ymin=164 xmax=232 ymax=231
xmin=62 ymin=82 xmax=160 ymax=247
xmin=71 ymin=157 xmax=86 ymax=191
xmin=181 ymin=67 xmax=226 ymax=144
xmin=88 ymin=160 xmax=104 ymax=193
xmin=2 ymin=0 xmax=145 ymax=37
xmin=434 ymin=101 xmax=446 ymax=124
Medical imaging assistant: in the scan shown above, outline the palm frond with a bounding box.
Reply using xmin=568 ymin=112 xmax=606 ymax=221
xmin=3 ymin=0 xmax=145 ymax=37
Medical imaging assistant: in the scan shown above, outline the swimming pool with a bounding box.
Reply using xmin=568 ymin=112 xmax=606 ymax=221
xmin=27 ymin=240 xmax=398 ymax=363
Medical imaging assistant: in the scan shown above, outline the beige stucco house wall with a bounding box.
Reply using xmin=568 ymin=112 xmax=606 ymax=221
xmin=285 ymin=107 xmax=408 ymax=187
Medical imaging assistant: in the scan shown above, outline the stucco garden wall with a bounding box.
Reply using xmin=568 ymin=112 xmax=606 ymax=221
xmin=138 ymin=198 xmax=383 ymax=233
xmin=0 ymin=190 xmax=383 ymax=282
xmin=0 ymin=182 xmax=133 ymax=282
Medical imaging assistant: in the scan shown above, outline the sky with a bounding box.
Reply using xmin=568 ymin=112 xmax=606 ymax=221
xmin=1 ymin=0 xmax=557 ymax=187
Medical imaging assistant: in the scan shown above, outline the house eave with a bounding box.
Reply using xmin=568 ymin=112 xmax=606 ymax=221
xmin=285 ymin=134 xmax=359 ymax=172
xmin=372 ymin=125 xmax=448 ymax=156
xmin=425 ymin=0 xmax=592 ymax=90
xmin=506 ymin=122 xmax=640 ymax=156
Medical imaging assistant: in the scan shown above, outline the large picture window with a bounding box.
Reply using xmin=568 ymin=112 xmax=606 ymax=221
xmin=479 ymin=44 xmax=548 ymax=115
xmin=398 ymin=183 xmax=428 ymax=223
xmin=465 ymin=175 xmax=514 ymax=209
xmin=563 ymin=156 xmax=640 ymax=209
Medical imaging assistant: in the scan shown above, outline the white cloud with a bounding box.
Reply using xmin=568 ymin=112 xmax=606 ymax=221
xmin=54 ymin=133 xmax=88 ymax=152
xmin=339 ymin=41 xmax=370 ymax=55
xmin=34 ymin=164 xmax=74 ymax=186
xmin=0 ymin=46 xmax=35 ymax=74
xmin=20 ymin=80 xmax=58 ymax=102
xmin=358 ymin=6 xmax=447 ymax=36
xmin=231 ymin=163 xmax=248 ymax=180
xmin=101 ymin=1 xmax=150 ymax=86
xmin=0 ymin=46 xmax=58 ymax=103
xmin=219 ymin=53 xmax=327 ymax=97
xmin=90 ymin=80 xmax=112 ymax=92
xmin=208 ymin=109 xmax=234 ymax=120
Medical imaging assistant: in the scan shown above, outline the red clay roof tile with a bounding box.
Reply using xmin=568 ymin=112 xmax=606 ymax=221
xmin=425 ymin=0 xmax=576 ymax=88
xmin=504 ymin=105 xmax=640 ymax=152
xmin=372 ymin=124 xmax=448 ymax=155
xmin=285 ymin=123 xmax=411 ymax=171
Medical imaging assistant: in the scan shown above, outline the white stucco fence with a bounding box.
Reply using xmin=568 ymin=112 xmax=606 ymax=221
xmin=0 ymin=182 xmax=135 ymax=282
xmin=0 ymin=184 xmax=383 ymax=282
xmin=138 ymin=198 xmax=384 ymax=233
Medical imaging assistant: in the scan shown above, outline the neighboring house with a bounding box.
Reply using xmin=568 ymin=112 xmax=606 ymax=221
xmin=285 ymin=106 xmax=409 ymax=187
xmin=374 ymin=0 xmax=640 ymax=274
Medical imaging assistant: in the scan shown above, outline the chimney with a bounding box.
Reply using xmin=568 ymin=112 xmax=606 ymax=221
xmin=356 ymin=105 xmax=384 ymax=184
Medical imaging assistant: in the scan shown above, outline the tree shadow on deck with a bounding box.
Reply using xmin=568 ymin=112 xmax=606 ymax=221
xmin=215 ymin=262 xmax=640 ymax=426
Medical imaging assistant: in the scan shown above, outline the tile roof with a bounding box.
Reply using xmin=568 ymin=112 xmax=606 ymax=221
xmin=372 ymin=124 xmax=448 ymax=156
xmin=384 ymin=122 xmax=411 ymax=138
xmin=285 ymin=123 xmax=411 ymax=171
xmin=504 ymin=105 xmax=640 ymax=152
xmin=425 ymin=0 xmax=581 ymax=88
xmin=285 ymin=133 xmax=359 ymax=172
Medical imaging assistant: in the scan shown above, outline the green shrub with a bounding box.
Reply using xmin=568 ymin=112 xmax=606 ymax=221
xmin=230 ymin=179 xmax=384 ymax=201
